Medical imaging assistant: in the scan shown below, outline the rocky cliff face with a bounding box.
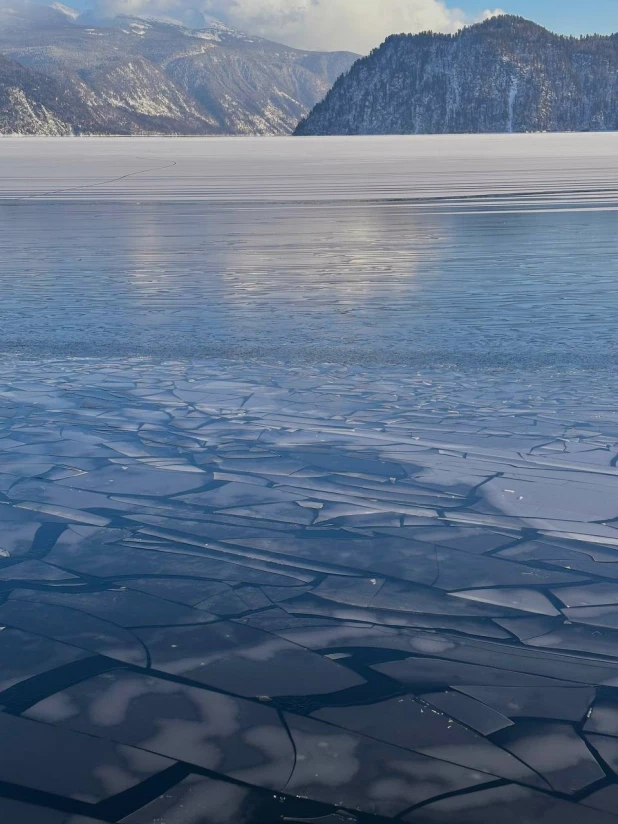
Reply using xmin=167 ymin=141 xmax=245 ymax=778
xmin=0 ymin=4 xmax=357 ymax=135
xmin=0 ymin=54 xmax=101 ymax=135
xmin=295 ymin=16 xmax=618 ymax=135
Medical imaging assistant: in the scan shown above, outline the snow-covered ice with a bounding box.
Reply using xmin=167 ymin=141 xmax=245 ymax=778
xmin=0 ymin=133 xmax=617 ymax=203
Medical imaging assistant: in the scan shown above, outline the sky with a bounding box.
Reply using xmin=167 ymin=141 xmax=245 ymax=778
xmin=50 ymin=0 xmax=618 ymax=53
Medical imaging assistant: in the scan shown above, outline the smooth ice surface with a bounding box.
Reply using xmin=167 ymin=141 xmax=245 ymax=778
xmin=1 ymin=136 xmax=618 ymax=366
xmin=2 ymin=135 xmax=618 ymax=824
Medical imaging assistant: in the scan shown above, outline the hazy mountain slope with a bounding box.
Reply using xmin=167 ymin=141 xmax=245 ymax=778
xmin=0 ymin=53 xmax=99 ymax=134
xmin=295 ymin=16 xmax=618 ymax=135
xmin=164 ymin=45 xmax=349 ymax=134
xmin=81 ymin=56 xmax=219 ymax=134
xmin=0 ymin=6 xmax=358 ymax=135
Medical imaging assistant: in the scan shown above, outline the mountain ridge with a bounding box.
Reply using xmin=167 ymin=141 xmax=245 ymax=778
xmin=295 ymin=15 xmax=618 ymax=136
xmin=0 ymin=4 xmax=358 ymax=135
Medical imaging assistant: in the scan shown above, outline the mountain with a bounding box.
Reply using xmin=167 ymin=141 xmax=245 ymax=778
xmin=295 ymin=16 xmax=618 ymax=136
xmin=0 ymin=4 xmax=358 ymax=135
xmin=0 ymin=53 xmax=100 ymax=135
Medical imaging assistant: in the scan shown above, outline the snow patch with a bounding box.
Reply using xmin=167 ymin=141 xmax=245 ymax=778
xmin=129 ymin=22 xmax=149 ymax=36
xmin=50 ymin=2 xmax=80 ymax=20
xmin=507 ymin=74 xmax=519 ymax=133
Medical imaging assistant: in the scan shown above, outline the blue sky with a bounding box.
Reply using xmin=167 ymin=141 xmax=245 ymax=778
xmin=463 ymin=0 xmax=617 ymax=35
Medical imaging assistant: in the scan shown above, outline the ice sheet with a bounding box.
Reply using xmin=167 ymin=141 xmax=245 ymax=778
xmin=1 ymin=134 xmax=617 ymax=204
xmin=2 ymin=133 xmax=618 ymax=823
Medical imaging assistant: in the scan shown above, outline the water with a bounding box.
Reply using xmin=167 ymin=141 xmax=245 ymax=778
xmin=1 ymin=136 xmax=618 ymax=824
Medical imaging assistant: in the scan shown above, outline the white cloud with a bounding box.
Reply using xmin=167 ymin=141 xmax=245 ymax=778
xmin=92 ymin=0 xmax=505 ymax=53
xmin=205 ymin=0 xmax=505 ymax=53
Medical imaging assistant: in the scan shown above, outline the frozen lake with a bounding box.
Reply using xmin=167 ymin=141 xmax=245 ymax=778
xmin=2 ymin=136 xmax=618 ymax=824
xmin=1 ymin=133 xmax=618 ymax=203
xmin=2 ymin=134 xmax=618 ymax=365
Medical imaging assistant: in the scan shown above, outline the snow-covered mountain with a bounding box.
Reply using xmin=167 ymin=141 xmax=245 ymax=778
xmin=0 ymin=3 xmax=358 ymax=135
xmin=296 ymin=16 xmax=618 ymax=136
xmin=0 ymin=53 xmax=100 ymax=135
